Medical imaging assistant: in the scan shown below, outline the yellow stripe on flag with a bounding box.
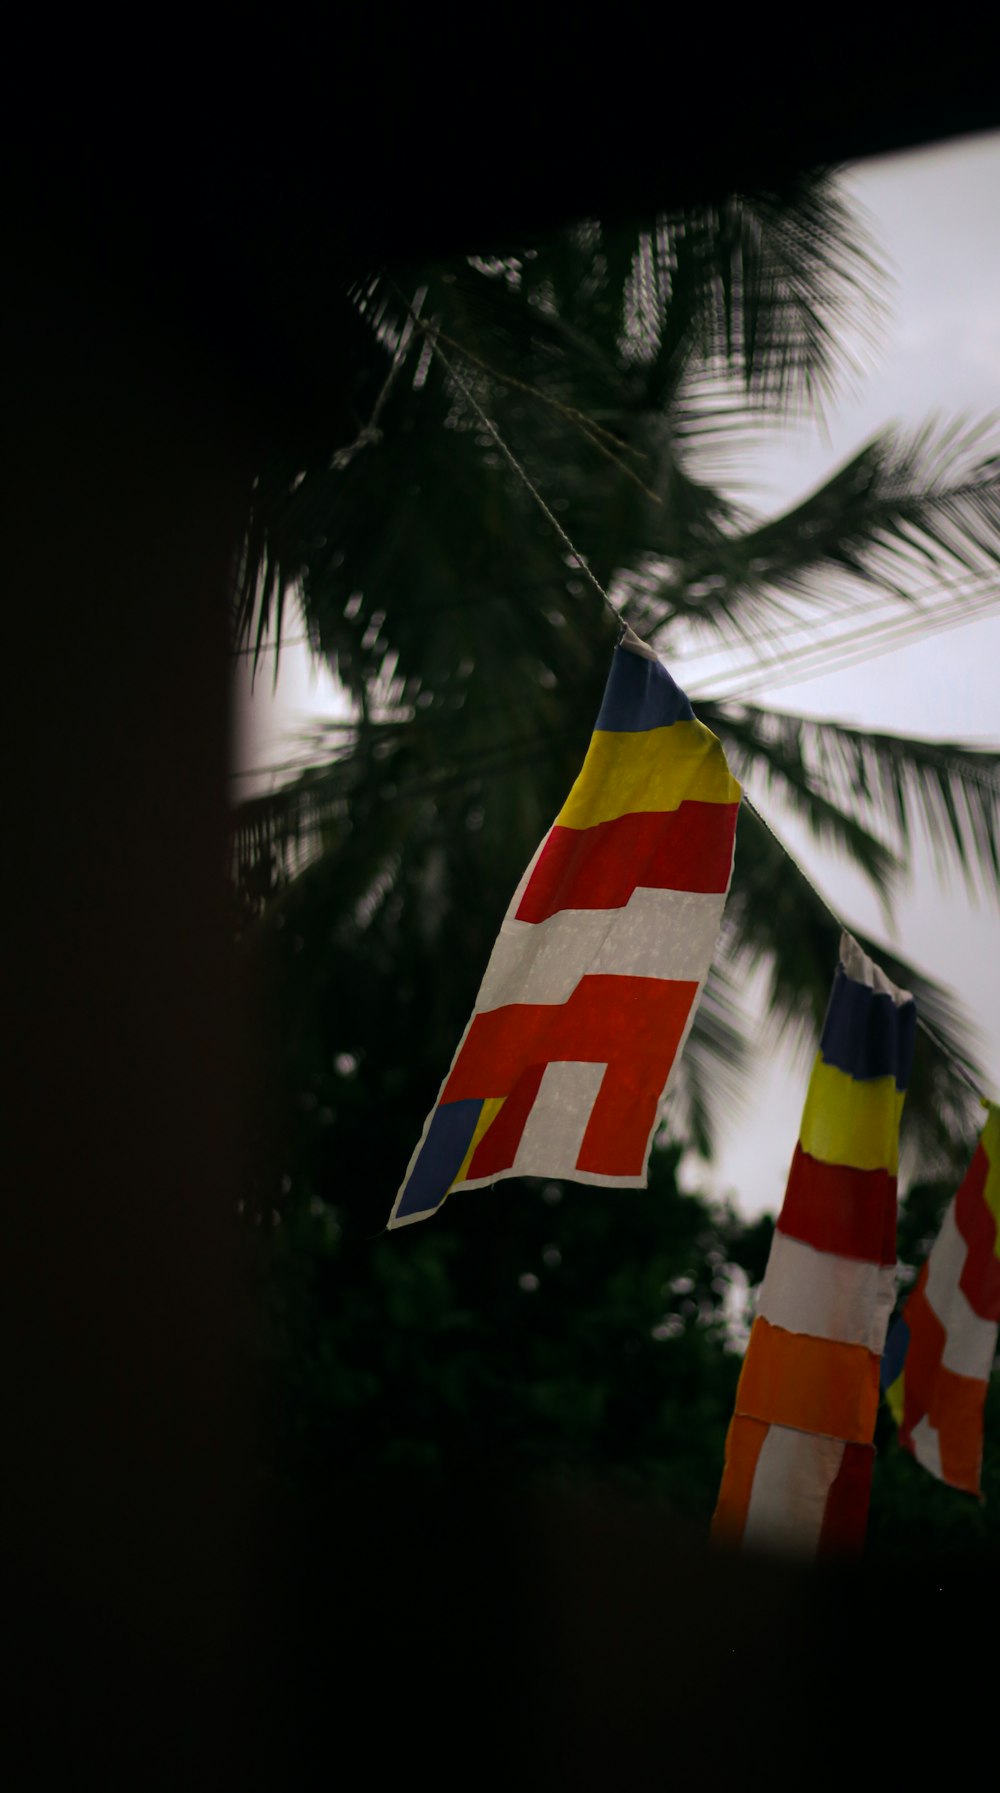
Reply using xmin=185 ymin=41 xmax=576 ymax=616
xmin=799 ymin=1056 xmax=905 ymax=1174
xmin=555 ymin=722 xmax=741 ymax=830
xmin=884 ymin=1372 xmax=905 ymax=1426
xmin=450 ymin=1097 xmax=505 ymax=1189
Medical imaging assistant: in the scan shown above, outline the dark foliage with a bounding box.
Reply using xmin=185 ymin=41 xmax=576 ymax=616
xmin=233 ymin=174 xmax=1000 ymax=1559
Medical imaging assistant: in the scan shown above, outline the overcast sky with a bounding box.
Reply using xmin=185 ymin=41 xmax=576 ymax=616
xmin=702 ymin=130 xmax=1000 ymax=1215
xmin=236 ymin=129 xmax=1000 ymax=1218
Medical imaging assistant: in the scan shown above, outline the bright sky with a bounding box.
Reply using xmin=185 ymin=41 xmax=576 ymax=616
xmin=236 ymin=128 xmax=1000 ymax=1219
xmin=701 ymin=130 xmax=1000 ymax=1216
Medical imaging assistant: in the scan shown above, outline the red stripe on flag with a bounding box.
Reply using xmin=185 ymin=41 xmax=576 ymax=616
xmin=516 ymin=802 xmax=739 ymax=922
xmin=818 ymin=1443 xmax=873 ymax=1557
xmin=575 ymin=1076 xmax=662 ymax=1177
xmin=899 ymin=1267 xmax=989 ymax=1494
xmin=897 ymin=1266 xmax=943 ymax=1446
xmin=442 ymin=974 xmax=697 ymax=1177
xmin=777 ymin=1145 xmax=897 ymax=1266
xmin=954 ymin=1145 xmax=1000 ymax=1318
xmin=466 ymin=1065 xmax=545 ymax=1180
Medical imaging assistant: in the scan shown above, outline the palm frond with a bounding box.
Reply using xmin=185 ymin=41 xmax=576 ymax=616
xmin=664 ymin=960 xmax=752 ymax=1158
xmin=645 ymin=417 xmax=1000 ymax=654
xmin=231 ymin=174 xmax=996 ymax=1180
xmin=700 ymin=701 xmax=901 ymax=905
xmin=425 ymin=173 xmax=884 ymax=417
xmin=232 ymin=709 xmax=579 ymax=895
xmin=718 ymin=704 xmax=1000 ymax=900
xmin=632 ymin=174 xmax=885 ymax=418
xmin=233 ymin=175 xmax=886 ymax=678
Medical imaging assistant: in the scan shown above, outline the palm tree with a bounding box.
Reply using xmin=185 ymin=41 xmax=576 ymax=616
xmin=232 ymin=170 xmax=1000 ymax=1191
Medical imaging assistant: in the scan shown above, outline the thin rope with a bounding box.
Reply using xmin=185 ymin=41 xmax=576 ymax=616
xmin=741 ymin=790 xmax=990 ymax=1103
xmin=913 ymin=1012 xmax=993 ymax=1105
xmin=423 ymin=321 xmax=647 ymax=458
xmin=329 ymin=301 xmax=419 ymax=472
xmin=238 ymin=286 xmax=1000 ymax=729
xmin=387 ymin=289 xmax=625 ymax=634
xmin=418 ymin=319 xmax=663 ymax=503
xmin=233 ymin=288 xmax=998 ymax=1108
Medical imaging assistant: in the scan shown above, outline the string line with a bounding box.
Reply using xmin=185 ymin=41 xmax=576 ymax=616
xmin=741 ymin=792 xmax=989 ymax=1103
xmin=414 ymin=318 xmax=663 ymax=502
xmin=235 ymin=286 xmax=996 ymax=1104
xmin=405 ymin=293 xmax=995 ymax=1103
xmin=387 ymin=291 xmax=624 ymax=633
xmin=329 ymin=299 xmax=421 ymax=471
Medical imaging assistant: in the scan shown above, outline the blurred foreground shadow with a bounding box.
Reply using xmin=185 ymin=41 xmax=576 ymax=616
xmin=4 ymin=40 xmax=998 ymax=1789
xmin=248 ymin=1469 xmax=984 ymax=1787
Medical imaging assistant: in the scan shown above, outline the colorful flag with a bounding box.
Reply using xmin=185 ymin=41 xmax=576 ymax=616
xmin=712 ymin=936 xmax=916 ymax=1557
xmin=881 ymin=1102 xmax=1000 ymax=1495
xmin=388 ymin=630 xmax=741 ymax=1228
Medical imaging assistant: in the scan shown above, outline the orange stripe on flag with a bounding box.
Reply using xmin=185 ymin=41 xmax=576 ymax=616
xmin=711 ymin=1414 xmax=769 ymax=1549
xmin=899 ymin=1268 xmax=988 ymax=1494
xmin=932 ymin=1366 xmax=989 ymax=1495
xmin=736 ymin=1316 xmax=881 ymax=1444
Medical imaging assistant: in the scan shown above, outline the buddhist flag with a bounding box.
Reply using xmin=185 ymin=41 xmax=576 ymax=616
xmin=712 ymin=936 xmax=916 ymax=1557
xmin=388 ymin=630 xmax=741 ymax=1228
xmin=881 ymin=1102 xmax=1000 ymax=1496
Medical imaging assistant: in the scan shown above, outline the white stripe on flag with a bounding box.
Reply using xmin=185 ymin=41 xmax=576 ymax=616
xmin=742 ymin=1425 xmax=846 ymax=1558
xmin=754 ymin=1231 xmax=896 ymax=1355
xmin=924 ymin=1203 xmax=1000 ymax=1381
xmin=476 ymin=887 xmax=727 ymax=1013
xmin=511 ymin=1060 xmax=608 ymax=1179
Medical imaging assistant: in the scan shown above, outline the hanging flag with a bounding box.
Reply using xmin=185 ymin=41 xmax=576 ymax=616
xmin=712 ymin=936 xmax=917 ymax=1557
xmin=388 ymin=629 xmax=742 ymax=1228
xmin=881 ymin=1102 xmax=1000 ymax=1496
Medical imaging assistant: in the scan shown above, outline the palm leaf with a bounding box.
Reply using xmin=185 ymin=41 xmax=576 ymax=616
xmin=234 ymin=173 xmax=886 ymax=682
xmin=646 ymin=418 xmax=1000 ymax=663
xmin=231 ymin=173 xmax=996 ymax=1175
xmin=700 ymin=699 xmax=901 ymax=903
xmin=663 ymin=960 xmax=751 ymax=1159
xmin=715 ymin=703 xmax=1000 ymax=899
xmin=627 ymin=175 xmax=884 ymax=418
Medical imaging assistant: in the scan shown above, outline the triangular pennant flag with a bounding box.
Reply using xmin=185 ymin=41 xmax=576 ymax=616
xmin=388 ymin=631 xmax=742 ymax=1227
xmin=881 ymin=1102 xmax=1000 ymax=1496
xmin=712 ymin=936 xmax=917 ymax=1557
